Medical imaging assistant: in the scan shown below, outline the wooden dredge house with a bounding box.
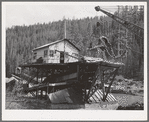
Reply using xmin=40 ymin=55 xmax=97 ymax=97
xmin=32 ymin=39 xmax=80 ymax=63
xmin=14 ymin=38 xmax=124 ymax=107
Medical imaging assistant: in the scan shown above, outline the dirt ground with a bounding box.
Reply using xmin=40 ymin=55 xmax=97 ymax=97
xmin=6 ymin=92 xmax=143 ymax=110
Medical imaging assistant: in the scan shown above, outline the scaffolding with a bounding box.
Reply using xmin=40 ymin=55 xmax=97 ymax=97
xmin=14 ymin=59 xmax=123 ymax=104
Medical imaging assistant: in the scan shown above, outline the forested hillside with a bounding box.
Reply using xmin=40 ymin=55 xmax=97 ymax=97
xmin=6 ymin=6 xmax=144 ymax=80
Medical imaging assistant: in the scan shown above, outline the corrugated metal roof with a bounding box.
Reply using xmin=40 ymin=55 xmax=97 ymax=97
xmin=32 ymin=38 xmax=80 ymax=51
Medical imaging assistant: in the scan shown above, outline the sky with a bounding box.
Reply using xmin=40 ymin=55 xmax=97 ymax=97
xmin=3 ymin=2 xmax=145 ymax=28
xmin=3 ymin=2 xmax=119 ymax=28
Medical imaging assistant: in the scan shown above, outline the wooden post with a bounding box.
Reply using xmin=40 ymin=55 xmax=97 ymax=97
xmin=47 ymin=85 xmax=49 ymax=100
xmin=46 ymin=88 xmax=47 ymax=96
xmin=41 ymin=89 xmax=43 ymax=99
xmin=77 ymin=64 xmax=80 ymax=82
xmin=41 ymin=69 xmax=43 ymax=83
xmin=21 ymin=67 xmax=24 ymax=83
xmin=53 ymin=87 xmax=55 ymax=93
xmin=37 ymin=69 xmax=38 ymax=83
xmin=84 ymin=81 xmax=86 ymax=102
xmin=37 ymin=88 xmax=39 ymax=108
xmin=36 ymin=88 xmax=38 ymax=99
xmin=20 ymin=67 xmax=23 ymax=83
xmin=83 ymin=64 xmax=87 ymax=102
xmin=101 ymin=70 xmax=105 ymax=101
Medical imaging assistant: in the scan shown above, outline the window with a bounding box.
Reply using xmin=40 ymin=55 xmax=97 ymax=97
xmin=49 ymin=50 xmax=54 ymax=57
xmin=33 ymin=52 xmax=37 ymax=60
xmin=44 ymin=50 xmax=48 ymax=57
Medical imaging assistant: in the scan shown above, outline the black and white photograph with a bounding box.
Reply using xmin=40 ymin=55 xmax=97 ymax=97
xmin=2 ymin=1 xmax=147 ymax=121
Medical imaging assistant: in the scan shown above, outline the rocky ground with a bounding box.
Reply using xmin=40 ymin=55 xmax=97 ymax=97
xmin=5 ymin=76 xmax=144 ymax=110
xmin=6 ymin=91 xmax=143 ymax=110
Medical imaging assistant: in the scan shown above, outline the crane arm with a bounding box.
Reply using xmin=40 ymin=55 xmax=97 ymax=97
xmin=95 ymin=6 xmax=144 ymax=39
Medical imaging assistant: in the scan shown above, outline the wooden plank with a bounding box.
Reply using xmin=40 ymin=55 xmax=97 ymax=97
xmin=88 ymin=86 xmax=98 ymax=98
xmin=96 ymin=90 xmax=103 ymax=99
xmin=20 ymin=60 xmax=123 ymax=67
xmin=106 ymin=94 xmax=112 ymax=101
xmin=94 ymin=92 xmax=101 ymax=101
xmin=108 ymin=94 xmax=115 ymax=101
xmin=93 ymin=94 xmax=99 ymax=102
xmin=48 ymin=80 xmax=77 ymax=86
xmin=51 ymin=72 xmax=77 ymax=83
xmin=91 ymin=96 xmax=97 ymax=103
xmin=98 ymin=90 xmax=109 ymax=102
xmin=109 ymin=93 xmax=117 ymax=101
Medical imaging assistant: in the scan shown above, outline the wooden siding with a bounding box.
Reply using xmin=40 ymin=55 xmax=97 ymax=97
xmin=32 ymin=40 xmax=79 ymax=63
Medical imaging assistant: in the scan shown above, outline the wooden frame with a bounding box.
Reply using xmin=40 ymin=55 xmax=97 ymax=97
xmin=17 ymin=61 xmax=122 ymax=102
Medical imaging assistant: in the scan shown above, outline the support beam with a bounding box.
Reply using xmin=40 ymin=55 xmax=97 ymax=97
xmin=20 ymin=67 xmax=24 ymax=83
xmin=36 ymin=89 xmax=38 ymax=99
xmin=41 ymin=89 xmax=43 ymax=99
xmin=87 ymin=67 xmax=118 ymax=102
xmin=41 ymin=69 xmax=43 ymax=83
xmin=102 ymin=67 xmax=116 ymax=84
xmin=103 ymin=68 xmax=119 ymax=101
xmin=87 ymin=65 xmax=101 ymax=99
xmin=91 ymin=96 xmax=97 ymax=102
xmin=46 ymin=86 xmax=48 ymax=94
xmin=88 ymin=85 xmax=100 ymax=99
xmin=37 ymin=69 xmax=38 ymax=83
xmin=101 ymin=71 xmax=105 ymax=101
xmin=77 ymin=64 xmax=80 ymax=81
xmin=83 ymin=70 xmax=88 ymax=102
